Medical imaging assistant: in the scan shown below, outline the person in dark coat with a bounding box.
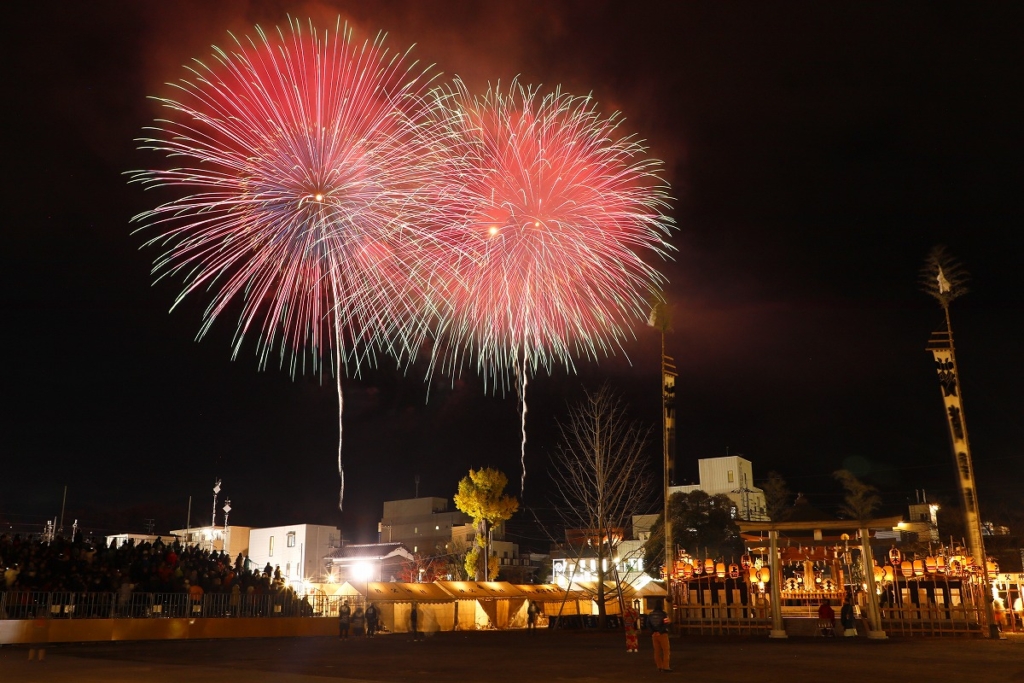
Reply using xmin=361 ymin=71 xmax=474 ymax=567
xmin=365 ymin=602 xmax=379 ymax=637
xmin=410 ymin=601 xmax=420 ymax=641
xmin=338 ymin=599 xmax=351 ymax=639
xmin=840 ymin=594 xmax=856 ymax=636
xmin=647 ymin=600 xmax=671 ymax=672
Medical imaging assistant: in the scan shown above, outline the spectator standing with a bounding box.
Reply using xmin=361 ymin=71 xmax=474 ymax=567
xmin=338 ymin=599 xmax=351 ymax=639
xmin=365 ymin=602 xmax=378 ymax=637
xmin=647 ymin=600 xmax=671 ymax=672
xmin=410 ymin=601 xmax=420 ymax=641
xmin=527 ymin=601 xmax=538 ymax=632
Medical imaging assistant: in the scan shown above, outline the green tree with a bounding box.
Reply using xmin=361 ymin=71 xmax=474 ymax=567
xmin=644 ymin=490 xmax=743 ymax=577
xmin=454 ymin=468 xmax=519 ymax=581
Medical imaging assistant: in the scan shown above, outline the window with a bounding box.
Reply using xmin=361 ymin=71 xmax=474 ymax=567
xmin=728 ymin=470 xmax=735 ymax=483
xmin=287 ymin=532 xmax=296 ymax=548
xmin=269 ymin=536 xmax=275 ymax=557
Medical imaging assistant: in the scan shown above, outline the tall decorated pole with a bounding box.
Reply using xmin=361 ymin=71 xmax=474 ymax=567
xmin=921 ymin=246 xmax=999 ymax=639
xmin=649 ymin=302 xmax=676 ymax=606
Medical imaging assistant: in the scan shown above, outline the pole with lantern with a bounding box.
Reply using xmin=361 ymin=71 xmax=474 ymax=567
xmin=211 ymin=478 xmax=222 ymax=528
xmin=649 ymin=301 xmax=677 ymax=611
xmin=920 ymin=246 xmax=999 ymax=639
xmin=222 ymin=498 xmax=232 ymax=555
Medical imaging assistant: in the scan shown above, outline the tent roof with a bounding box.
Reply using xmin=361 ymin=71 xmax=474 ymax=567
xmin=365 ymin=582 xmax=451 ymax=602
xmin=335 ymin=581 xmax=365 ymax=597
xmin=435 ymin=581 xmax=526 ymax=599
xmin=512 ymin=583 xmax=588 ymax=600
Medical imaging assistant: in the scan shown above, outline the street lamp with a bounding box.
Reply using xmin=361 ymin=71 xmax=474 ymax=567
xmin=212 ymin=478 xmax=222 ymax=528
xmin=222 ymin=498 xmax=232 ymax=554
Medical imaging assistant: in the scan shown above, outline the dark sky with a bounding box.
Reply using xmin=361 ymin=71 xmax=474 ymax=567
xmin=3 ymin=1 xmax=1021 ymax=544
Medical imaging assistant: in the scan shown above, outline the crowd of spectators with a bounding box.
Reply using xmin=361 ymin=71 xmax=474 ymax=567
xmin=1 ymin=532 xmax=303 ymax=608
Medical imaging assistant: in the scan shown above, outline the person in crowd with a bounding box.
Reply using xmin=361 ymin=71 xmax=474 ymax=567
xmin=840 ymin=594 xmax=856 ymax=636
xmin=353 ymin=606 xmax=365 ymax=636
xmin=365 ymin=602 xmax=379 ymax=637
xmin=410 ymin=601 xmax=420 ymax=641
xmin=338 ymin=599 xmax=352 ymax=639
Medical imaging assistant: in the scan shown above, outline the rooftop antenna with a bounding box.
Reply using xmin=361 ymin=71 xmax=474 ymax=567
xmin=415 ymin=474 xmax=420 ymax=498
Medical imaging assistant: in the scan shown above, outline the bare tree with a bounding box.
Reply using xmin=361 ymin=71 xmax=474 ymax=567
xmin=761 ymin=471 xmax=792 ymax=522
xmin=833 ymin=469 xmax=881 ymax=523
xmin=550 ymin=385 xmax=654 ymax=626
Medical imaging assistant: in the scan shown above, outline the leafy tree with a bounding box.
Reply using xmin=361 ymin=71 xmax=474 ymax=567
xmin=644 ymin=490 xmax=743 ymax=577
xmin=454 ymin=467 xmax=519 ymax=581
xmin=833 ymin=469 xmax=881 ymax=523
xmin=550 ymin=385 xmax=654 ymax=626
xmin=760 ymin=471 xmax=791 ymax=521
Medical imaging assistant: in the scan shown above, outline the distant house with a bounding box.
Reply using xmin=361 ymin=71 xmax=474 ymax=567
xmin=247 ymin=524 xmax=340 ymax=583
xmin=550 ymin=515 xmax=653 ymax=588
xmin=325 ymin=542 xmax=414 ymax=584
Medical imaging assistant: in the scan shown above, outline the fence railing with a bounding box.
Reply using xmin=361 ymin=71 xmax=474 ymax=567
xmin=0 ymin=591 xmax=346 ymax=620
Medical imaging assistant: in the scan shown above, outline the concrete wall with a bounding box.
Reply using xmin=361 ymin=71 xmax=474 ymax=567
xmin=0 ymin=616 xmax=335 ymax=645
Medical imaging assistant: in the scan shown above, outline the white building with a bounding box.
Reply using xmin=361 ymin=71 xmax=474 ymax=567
xmin=247 ymin=524 xmax=340 ymax=583
xmin=671 ymin=455 xmax=768 ymax=521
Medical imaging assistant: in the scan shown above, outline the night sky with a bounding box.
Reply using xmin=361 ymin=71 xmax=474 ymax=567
xmin=3 ymin=2 xmax=1021 ymax=545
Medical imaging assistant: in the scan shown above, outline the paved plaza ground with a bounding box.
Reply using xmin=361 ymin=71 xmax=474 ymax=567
xmin=2 ymin=630 xmax=1022 ymax=682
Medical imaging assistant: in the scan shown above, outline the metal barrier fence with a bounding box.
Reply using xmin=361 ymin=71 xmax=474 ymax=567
xmin=0 ymin=591 xmax=347 ymax=620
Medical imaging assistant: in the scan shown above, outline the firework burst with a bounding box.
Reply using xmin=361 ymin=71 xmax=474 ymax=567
xmin=129 ymin=18 xmax=440 ymax=509
xmin=423 ymin=78 xmax=675 ymax=493
xmin=425 ymin=78 xmax=676 ymax=388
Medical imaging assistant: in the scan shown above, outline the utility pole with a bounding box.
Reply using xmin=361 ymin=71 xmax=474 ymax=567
xmin=921 ymin=246 xmax=999 ymax=639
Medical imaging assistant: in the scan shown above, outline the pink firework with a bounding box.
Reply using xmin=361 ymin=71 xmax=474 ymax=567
xmin=129 ymin=18 xmax=440 ymax=508
xmin=425 ymin=78 xmax=676 ymax=389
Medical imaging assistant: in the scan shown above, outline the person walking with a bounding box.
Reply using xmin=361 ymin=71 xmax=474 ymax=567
xmin=648 ymin=600 xmax=671 ymax=672
xmin=338 ymin=600 xmax=351 ymax=639
xmin=410 ymin=601 xmax=420 ymax=641
xmin=365 ymin=602 xmax=378 ymax=637
xmin=623 ymin=602 xmax=640 ymax=653
xmin=527 ymin=601 xmax=538 ymax=632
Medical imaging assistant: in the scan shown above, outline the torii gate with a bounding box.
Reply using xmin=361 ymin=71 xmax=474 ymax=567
xmin=738 ymin=516 xmax=902 ymax=639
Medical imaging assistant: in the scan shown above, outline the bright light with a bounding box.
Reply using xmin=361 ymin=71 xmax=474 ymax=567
xmin=352 ymin=561 xmax=373 ymax=582
xmin=488 ymin=226 xmax=499 ymax=236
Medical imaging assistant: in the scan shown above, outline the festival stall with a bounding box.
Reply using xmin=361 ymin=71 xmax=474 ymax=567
xmin=364 ymin=582 xmax=454 ymax=634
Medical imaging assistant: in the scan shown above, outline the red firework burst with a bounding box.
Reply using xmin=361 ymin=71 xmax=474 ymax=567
xmin=424 ymin=78 xmax=675 ymax=389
